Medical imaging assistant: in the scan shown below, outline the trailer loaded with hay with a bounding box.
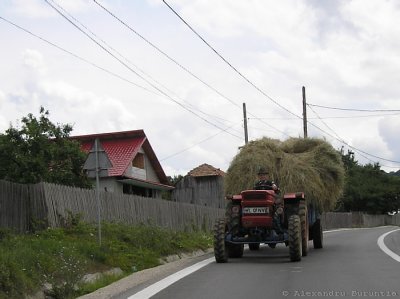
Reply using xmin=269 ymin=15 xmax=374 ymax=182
xmin=214 ymin=137 xmax=345 ymax=262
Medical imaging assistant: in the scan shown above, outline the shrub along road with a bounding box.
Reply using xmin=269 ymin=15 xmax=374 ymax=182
xmin=114 ymin=226 xmax=400 ymax=299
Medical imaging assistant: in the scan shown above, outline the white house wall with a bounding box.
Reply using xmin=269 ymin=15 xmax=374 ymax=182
xmin=123 ymin=146 xmax=160 ymax=183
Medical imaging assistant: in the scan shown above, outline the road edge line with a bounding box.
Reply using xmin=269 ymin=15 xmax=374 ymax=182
xmin=377 ymin=228 xmax=400 ymax=263
xmin=324 ymin=226 xmax=394 ymax=234
xmin=127 ymin=257 xmax=214 ymax=299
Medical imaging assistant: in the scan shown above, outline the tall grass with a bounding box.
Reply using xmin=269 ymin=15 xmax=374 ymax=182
xmin=0 ymin=221 xmax=212 ymax=299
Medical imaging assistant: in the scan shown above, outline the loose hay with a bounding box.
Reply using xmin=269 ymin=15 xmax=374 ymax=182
xmin=224 ymin=137 xmax=345 ymax=212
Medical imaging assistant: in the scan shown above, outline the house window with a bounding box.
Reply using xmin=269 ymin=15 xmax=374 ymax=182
xmin=132 ymin=153 xmax=145 ymax=169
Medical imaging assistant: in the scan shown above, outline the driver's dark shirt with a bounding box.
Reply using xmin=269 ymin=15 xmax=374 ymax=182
xmin=254 ymin=180 xmax=276 ymax=190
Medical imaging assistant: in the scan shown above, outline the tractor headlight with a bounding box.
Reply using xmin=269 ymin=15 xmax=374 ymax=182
xmin=276 ymin=207 xmax=284 ymax=214
xmin=232 ymin=205 xmax=240 ymax=215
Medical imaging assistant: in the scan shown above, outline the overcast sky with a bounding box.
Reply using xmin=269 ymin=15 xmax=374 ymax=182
xmin=1 ymin=0 xmax=400 ymax=176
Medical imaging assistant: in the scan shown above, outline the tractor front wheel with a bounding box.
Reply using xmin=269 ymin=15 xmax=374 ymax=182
xmin=288 ymin=214 xmax=302 ymax=262
xmin=213 ymin=218 xmax=228 ymax=263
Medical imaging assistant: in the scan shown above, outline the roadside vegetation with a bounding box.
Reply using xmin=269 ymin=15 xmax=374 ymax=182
xmin=336 ymin=150 xmax=400 ymax=214
xmin=0 ymin=218 xmax=212 ymax=299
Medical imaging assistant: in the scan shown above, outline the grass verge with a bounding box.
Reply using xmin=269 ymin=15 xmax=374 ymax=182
xmin=0 ymin=221 xmax=212 ymax=299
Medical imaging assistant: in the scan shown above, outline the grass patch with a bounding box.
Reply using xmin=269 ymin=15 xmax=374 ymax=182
xmin=0 ymin=221 xmax=212 ymax=299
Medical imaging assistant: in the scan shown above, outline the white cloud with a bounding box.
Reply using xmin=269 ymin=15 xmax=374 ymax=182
xmin=10 ymin=0 xmax=55 ymax=18
xmin=10 ymin=0 xmax=93 ymax=18
xmin=378 ymin=117 xmax=400 ymax=161
xmin=22 ymin=49 xmax=46 ymax=74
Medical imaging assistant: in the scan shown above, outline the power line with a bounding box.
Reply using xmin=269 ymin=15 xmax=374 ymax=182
xmin=1 ymin=15 xmax=244 ymax=163
xmin=308 ymin=103 xmax=400 ymax=112
xmin=93 ymin=0 xmax=290 ymax=138
xmin=93 ymin=0 xmax=241 ymax=110
xmin=0 ymin=15 xmax=156 ymax=95
xmin=162 ymin=0 xmax=303 ymax=121
xmin=308 ymin=115 xmax=400 ymax=164
xmin=0 ymin=14 xmax=232 ymax=132
xmin=1 ymin=13 xmax=239 ymax=138
xmin=308 ymin=104 xmax=346 ymax=142
xmin=48 ymin=0 xmax=242 ymax=136
xmin=306 ymin=114 xmax=400 ymax=164
xmin=44 ymin=0 xmax=243 ymax=140
xmin=249 ymin=112 xmax=400 ymax=120
xmin=160 ymin=0 xmax=400 ymax=159
xmin=160 ymin=121 xmax=242 ymax=161
xmin=307 ymin=105 xmax=399 ymax=168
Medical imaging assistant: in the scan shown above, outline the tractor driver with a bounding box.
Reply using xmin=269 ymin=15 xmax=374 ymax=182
xmin=254 ymin=167 xmax=279 ymax=193
xmin=254 ymin=167 xmax=283 ymax=236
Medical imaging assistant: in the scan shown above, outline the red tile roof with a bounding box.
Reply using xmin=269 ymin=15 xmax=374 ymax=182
xmin=80 ymin=137 xmax=144 ymax=177
xmin=188 ymin=163 xmax=226 ymax=177
xmin=72 ymin=130 xmax=169 ymax=184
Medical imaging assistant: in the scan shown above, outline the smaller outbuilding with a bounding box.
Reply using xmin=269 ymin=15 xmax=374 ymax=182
xmin=173 ymin=163 xmax=225 ymax=208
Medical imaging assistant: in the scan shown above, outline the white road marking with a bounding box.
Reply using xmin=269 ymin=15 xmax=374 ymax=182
xmin=127 ymin=257 xmax=214 ymax=299
xmin=377 ymin=228 xmax=400 ymax=263
xmin=324 ymin=226 xmax=393 ymax=234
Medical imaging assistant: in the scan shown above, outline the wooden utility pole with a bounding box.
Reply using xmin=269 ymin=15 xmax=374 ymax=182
xmin=302 ymin=86 xmax=308 ymax=138
xmin=243 ymin=102 xmax=249 ymax=144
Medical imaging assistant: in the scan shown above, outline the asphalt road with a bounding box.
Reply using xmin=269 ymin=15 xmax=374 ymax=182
xmin=120 ymin=226 xmax=400 ymax=299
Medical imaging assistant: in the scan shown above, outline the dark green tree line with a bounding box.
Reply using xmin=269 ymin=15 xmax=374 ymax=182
xmin=0 ymin=107 xmax=91 ymax=188
xmin=337 ymin=150 xmax=400 ymax=214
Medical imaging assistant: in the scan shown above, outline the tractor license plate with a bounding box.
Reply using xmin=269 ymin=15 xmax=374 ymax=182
xmin=243 ymin=207 xmax=268 ymax=214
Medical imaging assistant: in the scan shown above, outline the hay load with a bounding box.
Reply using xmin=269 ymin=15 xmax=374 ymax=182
xmin=224 ymin=137 xmax=345 ymax=212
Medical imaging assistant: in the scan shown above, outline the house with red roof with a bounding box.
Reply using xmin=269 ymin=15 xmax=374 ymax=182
xmin=72 ymin=130 xmax=173 ymax=198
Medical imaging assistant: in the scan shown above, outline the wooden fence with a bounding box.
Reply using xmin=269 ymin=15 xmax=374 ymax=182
xmin=321 ymin=211 xmax=400 ymax=229
xmin=1 ymin=180 xmax=399 ymax=233
xmin=0 ymin=180 xmax=30 ymax=232
xmin=0 ymin=180 xmax=225 ymax=232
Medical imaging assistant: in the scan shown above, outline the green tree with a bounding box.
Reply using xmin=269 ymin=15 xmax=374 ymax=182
xmin=337 ymin=150 xmax=400 ymax=214
xmin=0 ymin=107 xmax=91 ymax=188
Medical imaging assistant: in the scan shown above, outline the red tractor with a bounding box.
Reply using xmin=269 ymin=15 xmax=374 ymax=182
xmin=214 ymin=189 xmax=323 ymax=262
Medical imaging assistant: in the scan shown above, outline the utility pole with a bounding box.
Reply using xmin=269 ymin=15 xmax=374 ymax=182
xmin=302 ymin=86 xmax=308 ymax=138
xmin=83 ymin=138 xmax=112 ymax=246
xmin=243 ymin=102 xmax=249 ymax=144
xmin=94 ymin=138 xmax=102 ymax=246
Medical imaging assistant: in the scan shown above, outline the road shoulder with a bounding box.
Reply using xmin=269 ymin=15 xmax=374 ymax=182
xmin=77 ymin=249 xmax=213 ymax=299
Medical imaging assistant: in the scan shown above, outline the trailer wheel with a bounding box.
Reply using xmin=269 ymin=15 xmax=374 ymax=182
xmin=249 ymin=243 xmax=260 ymax=251
xmin=313 ymin=219 xmax=323 ymax=249
xmin=228 ymin=244 xmax=244 ymax=258
xmin=288 ymin=215 xmax=302 ymax=262
xmin=214 ymin=218 xmax=228 ymax=263
xmin=299 ymin=202 xmax=309 ymax=256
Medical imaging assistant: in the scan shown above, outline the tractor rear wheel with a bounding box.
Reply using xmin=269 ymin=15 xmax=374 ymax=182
xmin=288 ymin=214 xmax=302 ymax=262
xmin=228 ymin=244 xmax=244 ymax=258
xmin=213 ymin=218 xmax=228 ymax=263
xmin=249 ymin=243 xmax=260 ymax=251
xmin=299 ymin=202 xmax=309 ymax=256
xmin=313 ymin=219 xmax=323 ymax=249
